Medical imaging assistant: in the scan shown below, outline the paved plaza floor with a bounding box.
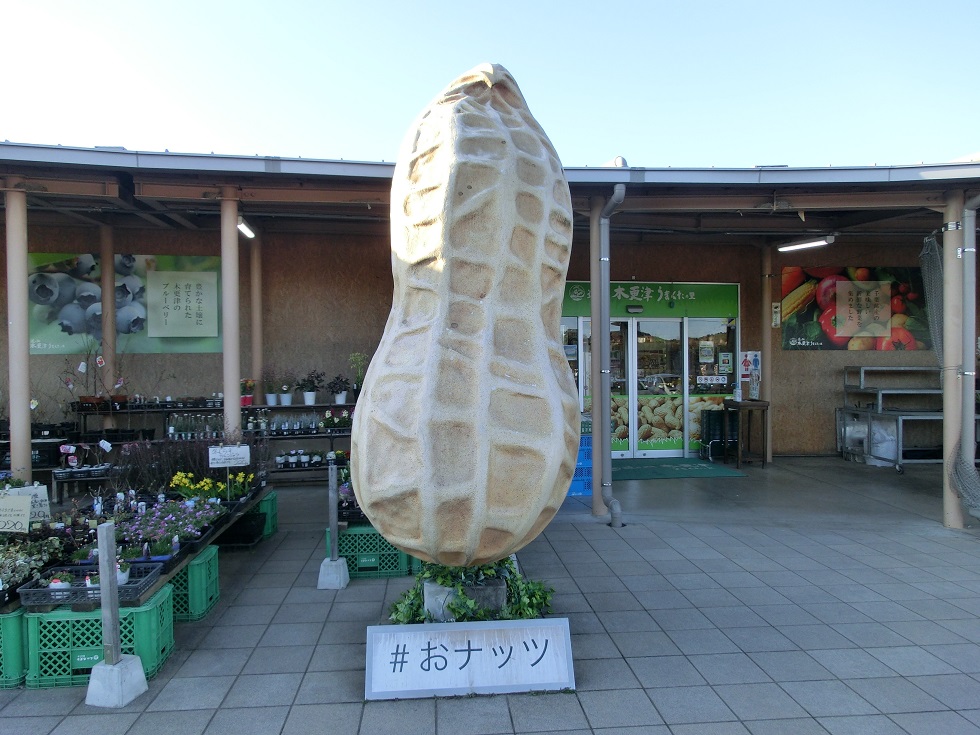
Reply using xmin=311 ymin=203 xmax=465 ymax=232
xmin=7 ymin=456 xmax=980 ymax=734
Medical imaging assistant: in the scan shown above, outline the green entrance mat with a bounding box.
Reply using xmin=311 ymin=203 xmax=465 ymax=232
xmin=612 ymin=458 xmax=745 ymax=480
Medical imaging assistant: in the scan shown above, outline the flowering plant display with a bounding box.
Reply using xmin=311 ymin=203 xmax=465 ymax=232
xmin=117 ymin=500 xmax=227 ymax=545
xmin=223 ymin=471 xmax=255 ymax=501
xmin=169 ymin=470 xmax=254 ymax=502
xmin=0 ymin=536 xmax=63 ymax=591
xmin=326 ymin=374 xmax=351 ymax=395
xmin=322 ymin=407 xmax=353 ymax=428
xmin=240 ymin=378 xmax=256 ymax=393
xmin=169 ymin=471 xmax=219 ymax=500
xmin=295 ymin=370 xmax=325 ymax=393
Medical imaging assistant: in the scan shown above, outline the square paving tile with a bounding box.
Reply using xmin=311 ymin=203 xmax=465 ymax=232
xmin=200 ymin=706 xmax=289 ymax=735
xmin=779 ymin=680 xmax=877 ymax=717
xmin=842 ymin=676 xmax=945 ymax=714
xmin=866 ymin=646 xmax=959 ymax=676
xmin=146 ymin=676 xmax=235 ymax=711
xmin=436 ymin=695 xmax=513 ymax=735
xmin=577 ymin=688 xmax=663 ymax=729
xmin=748 ymin=651 xmax=834 ymax=681
xmin=628 ymin=655 xmax=707 ymax=688
xmin=714 ymin=682 xmax=809 ymax=721
xmin=688 ymin=653 xmax=771 ymax=685
xmin=647 ymin=685 xmax=736 ymax=724
xmin=506 ymin=691 xmax=589 ymax=731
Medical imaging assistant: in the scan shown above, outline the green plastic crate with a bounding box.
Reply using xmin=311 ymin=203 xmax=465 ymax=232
xmin=325 ymin=525 xmax=410 ymax=578
xmin=171 ymin=544 xmax=220 ymax=622
xmin=25 ymin=584 xmax=174 ymax=688
xmin=0 ymin=608 xmax=26 ymax=688
xmin=248 ymin=491 xmax=278 ymax=539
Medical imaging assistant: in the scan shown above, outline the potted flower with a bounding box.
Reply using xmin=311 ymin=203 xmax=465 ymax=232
xmin=296 ymin=370 xmax=325 ymax=405
xmin=240 ymin=378 xmax=255 ymax=406
xmin=349 ymin=352 xmax=369 ymax=401
xmin=116 ymin=557 xmax=131 ymax=585
xmin=262 ymin=366 xmax=280 ymax=406
xmin=326 ymin=374 xmax=351 ymax=404
xmin=279 ymin=368 xmax=297 ymax=406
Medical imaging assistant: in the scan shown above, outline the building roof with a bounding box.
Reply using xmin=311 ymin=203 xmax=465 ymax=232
xmin=2 ymin=141 xmax=978 ymax=242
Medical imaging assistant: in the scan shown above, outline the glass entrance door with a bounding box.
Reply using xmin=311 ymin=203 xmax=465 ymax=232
xmin=635 ymin=319 xmax=684 ymax=458
xmin=580 ymin=317 xmax=737 ymax=458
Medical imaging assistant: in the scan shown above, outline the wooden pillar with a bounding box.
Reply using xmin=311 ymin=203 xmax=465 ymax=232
xmin=221 ymin=188 xmax=242 ymax=435
xmin=943 ymin=191 xmax=966 ymax=528
xmin=4 ymin=177 xmax=32 ymax=482
xmin=250 ymin=232 xmax=263 ymax=405
xmin=100 ymin=225 xmax=117 ymax=430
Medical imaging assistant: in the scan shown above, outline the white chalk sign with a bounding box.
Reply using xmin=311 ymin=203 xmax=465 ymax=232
xmin=8 ymin=485 xmax=51 ymax=523
xmin=208 ymin=445 xmax=250 ymax=468
xmin=0 ymin=496 xmax=32 ymax=533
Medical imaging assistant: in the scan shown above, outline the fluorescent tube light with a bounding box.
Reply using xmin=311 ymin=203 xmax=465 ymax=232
xmin=777 ymin=234 xmax=835 ymax=252
xmin=237 ymin=215 xmax=256 ymax=239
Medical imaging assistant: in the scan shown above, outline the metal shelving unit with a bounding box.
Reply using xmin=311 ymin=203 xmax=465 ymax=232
xmin=837 ymin=366 xmax=952 ymax=473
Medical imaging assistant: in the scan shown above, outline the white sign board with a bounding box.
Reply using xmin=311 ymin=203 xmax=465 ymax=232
xmin=365 ymin=618 xmax=574 ymax=700
xmin=8 ymin=485 xmax=51 ymax=523
xmin=208 ymin=445 xmax=250 ymax=468
xmin=0 ymin=496 xmax=32 ymax=533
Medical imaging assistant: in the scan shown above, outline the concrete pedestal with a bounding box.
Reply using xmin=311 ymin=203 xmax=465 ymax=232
xmin=85 ymin=654 xmax=148 ymax=707
xmin=318 ymin=557 xmax=350 ymax=589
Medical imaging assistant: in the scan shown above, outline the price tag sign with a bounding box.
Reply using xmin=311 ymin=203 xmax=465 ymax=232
xmin=60 ymin=445 xmax=77 ymax=454
xmin=8 ymin=486 xmax=51 ymax=523
xmin=208 ymin=445 xmax=250 ymax=468
xmin=99 ymin=439 xmax=112 ymax=452
xmin=0 ymin=496 xmax=32 ymax=533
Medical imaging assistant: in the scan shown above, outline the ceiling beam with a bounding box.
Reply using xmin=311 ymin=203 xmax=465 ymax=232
xmin=571 ymin=190 xmax=947 ymax=213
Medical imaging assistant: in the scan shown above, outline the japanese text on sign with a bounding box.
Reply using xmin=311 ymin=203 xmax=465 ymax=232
xmin=365 ymin=619 xmax=574 ymax=699
xmin=208 ymin=445 xmax=251 ymax=468
xmin=0 ymin=496 xmax=32 ymax=533
xmin=147 ymin=271 xmax=219 ymax=338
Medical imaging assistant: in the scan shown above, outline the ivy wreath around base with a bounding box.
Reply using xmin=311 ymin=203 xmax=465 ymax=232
xmin=389 ymin=556 xmax=554 ymax=624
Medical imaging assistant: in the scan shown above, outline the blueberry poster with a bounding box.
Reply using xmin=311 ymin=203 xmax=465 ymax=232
xmin=27 ymin=254 xmax=222 ymax=354
xmin=780 ymin=266 xmax=929 ymax=351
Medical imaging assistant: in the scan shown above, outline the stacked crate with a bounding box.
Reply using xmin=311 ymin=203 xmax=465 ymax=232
xmin=171 ymin=544 xmax=220 ymax=622
xmin=568 ymin=420 xmax=592 ymax=496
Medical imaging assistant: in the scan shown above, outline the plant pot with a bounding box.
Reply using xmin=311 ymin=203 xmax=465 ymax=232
xmin=117 ymin=568 xmax=130 ymax=585
xmin=241 ymin=394 xmax=254 ymax=407
xmin=334 ymin=391 xmax=348 ymax=404
xmin=422 ymin=578 xmax=507 ymax=622
xmin=303 ymin=391 xmax=317 ymax=405
xmin=280 ymin=394 xmax=293 ymax=406
xmin=265 ymin=393 xmax=278 ymax=406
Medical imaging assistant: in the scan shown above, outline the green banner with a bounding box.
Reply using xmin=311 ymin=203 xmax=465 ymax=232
xmin=27 ymin=253 xmax=222 ymax=354
xmin=563 ymin=281 xmax=739 ymax=318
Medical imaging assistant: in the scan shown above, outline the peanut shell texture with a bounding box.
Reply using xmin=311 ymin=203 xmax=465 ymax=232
xmin=350 ymin=63 xmax=580 ymax=566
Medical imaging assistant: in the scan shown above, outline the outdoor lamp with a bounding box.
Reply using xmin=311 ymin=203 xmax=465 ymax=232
xmin=777 ymin=234 xmax=836 ymax=252
xmin=237 ymin=215 xmax=256 ymax=239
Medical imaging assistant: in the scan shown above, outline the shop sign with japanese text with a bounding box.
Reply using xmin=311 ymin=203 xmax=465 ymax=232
xmin=365 ymin=618 xmax=574 ymax=699
xmin=563 ymin=281 xmax=739 ymax=318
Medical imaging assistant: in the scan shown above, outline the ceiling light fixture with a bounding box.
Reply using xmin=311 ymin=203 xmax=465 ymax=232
xmin=777 ymin=234 xmax=836 ymax=252
xmin=237 ymin=215 xmax=256 ymax=239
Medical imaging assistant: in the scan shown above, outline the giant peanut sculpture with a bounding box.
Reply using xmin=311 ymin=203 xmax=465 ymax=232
xmin=350 ymin=63 xmax=580 ymax=566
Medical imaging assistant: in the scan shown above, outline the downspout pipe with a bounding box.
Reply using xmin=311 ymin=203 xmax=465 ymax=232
xmin=962 ymin=194 xmax=980 ymax=478
xmin=599 ymin=182 xmax=626 ymax=528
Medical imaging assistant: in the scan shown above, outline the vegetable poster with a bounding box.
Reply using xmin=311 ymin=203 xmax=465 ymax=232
xmin=780 ymin=266 xmax=929 ymax=351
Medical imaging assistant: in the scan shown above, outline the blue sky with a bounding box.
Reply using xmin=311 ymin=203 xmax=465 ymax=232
xmin=5 ymin=0 xmax=978 ymax=169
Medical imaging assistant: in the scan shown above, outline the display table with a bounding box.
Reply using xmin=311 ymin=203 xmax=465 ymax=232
xmin=722 ymin=399 xmax=769 ymax=469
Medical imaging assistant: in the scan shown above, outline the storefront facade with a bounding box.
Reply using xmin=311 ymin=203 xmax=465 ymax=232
xmin=3 ymin=143 xmax=980 ymax=523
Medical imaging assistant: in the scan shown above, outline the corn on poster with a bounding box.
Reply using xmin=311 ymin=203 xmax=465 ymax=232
xmin=780 ymin=266 xmax=929 ymax=351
